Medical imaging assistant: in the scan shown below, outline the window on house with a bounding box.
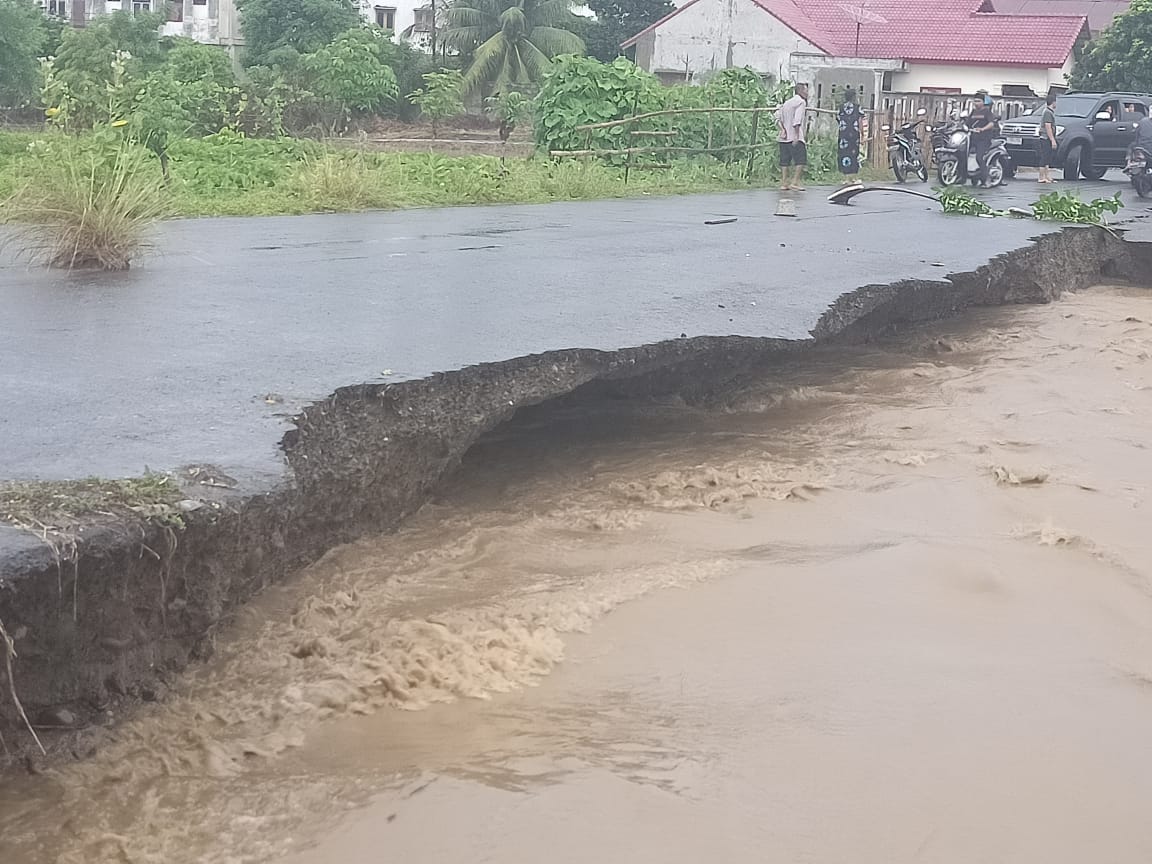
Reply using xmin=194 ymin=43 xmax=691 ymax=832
xmin=413 ymin=5 xmax=433 ymax=29
xmin=45 ymin=0 xmax=67 ymax=17
xmin=168 ymin=0 xmax=182 ymax=19
xmin=132 ymin=0 xmax=152 ymax=12
xmin=375 ymin=6 xmax=396 ymax=29
xmin=1001 ymin=84 xmax=1036 ymax=97
xmin=193 ymin=0 xmax=207 ymax=5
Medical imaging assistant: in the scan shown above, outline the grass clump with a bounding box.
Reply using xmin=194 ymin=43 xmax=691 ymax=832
xmin=0 ymin=473 xmax=183 ymax=531
xmin=1 ymin=131 xmax=169 ymax=270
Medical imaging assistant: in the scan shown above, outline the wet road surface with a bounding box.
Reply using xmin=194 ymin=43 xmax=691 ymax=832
xmin=1 ymin=179 xmax=1142 ymax=482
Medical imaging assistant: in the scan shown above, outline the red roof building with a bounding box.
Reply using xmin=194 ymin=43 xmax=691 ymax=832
xmin=623 ymin=0 xmax=1090 ymax=98
xmin=987 ymin=0 xmax=1129 ymax=34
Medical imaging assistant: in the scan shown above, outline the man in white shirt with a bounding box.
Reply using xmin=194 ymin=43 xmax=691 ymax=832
xmin=776 ymin=82 xmax=809 ymax=191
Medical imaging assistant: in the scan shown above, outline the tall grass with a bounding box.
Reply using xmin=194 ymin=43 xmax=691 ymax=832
xmin=0 ymin=129 xmax=864 ymax=224
xmin=1 ymin=136 xmax=169 ymax=271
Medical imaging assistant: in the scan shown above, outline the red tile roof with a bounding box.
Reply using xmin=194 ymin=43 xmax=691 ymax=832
xmin=623 ymin=0 xmax=1088 ymax=67
xmin=988 ymin=0 xmax=1129 ymax=32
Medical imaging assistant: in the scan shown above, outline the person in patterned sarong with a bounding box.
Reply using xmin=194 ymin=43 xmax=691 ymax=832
xmin=837 ymin=88 xmax=862 ymax=185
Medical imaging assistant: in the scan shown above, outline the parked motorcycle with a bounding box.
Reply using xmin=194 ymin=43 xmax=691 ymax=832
xmin=933 ymin=115 xmax=1011 ymax=187
xmin=1126 ymin=146 xmax=1152 ymax=198
xmin=883 ymin=108 xmax=930 ymax=183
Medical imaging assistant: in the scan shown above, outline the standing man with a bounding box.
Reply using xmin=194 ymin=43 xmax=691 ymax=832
xmin=777 ymin=82 xmax=809 ymax=192
xmin=1039 ymin=92 xmax=1058 ymax=183
xmin=968 ymin=90 xmax=997 ymax=187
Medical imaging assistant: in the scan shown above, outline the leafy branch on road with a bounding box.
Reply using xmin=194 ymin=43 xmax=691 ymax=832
xmin=1030 ymin=190 xmax=1123 ymax=225
xmin=935 ymin=186 xmax=1124 ymax=225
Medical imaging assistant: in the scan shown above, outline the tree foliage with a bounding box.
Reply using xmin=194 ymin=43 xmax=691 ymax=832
xmin=534 ymin=54 xmax=661 ymax=152
xmin=132 ymin=42 xmax=237 ymax=174
xmin=303 ymin=28 xmax=399 ymax=116
xmin=485 ymin=88 xmax=533 ymax=141
xmin=409 ymin=68 xmax=464 ymax=136
xmin=45 ymin=11 xmax=165 ymax=127
xmin=237 ymin=0 xmax=360 ymax=66
xmin=446 ymin=0 xmax=585 ymax=96
xmin=1070 ymin=0 xmax=1152 ymax=92
xmin=581 ymin=0 xmax=672 ymax=62
xmin=0 ymin=0 xmax=47 ymax=107
xmin=535 ymin=57 xmax=777 ymax=163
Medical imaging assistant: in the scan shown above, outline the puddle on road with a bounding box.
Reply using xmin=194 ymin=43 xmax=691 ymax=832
xmin=3 ymin=286 xmax=1152 ymax=863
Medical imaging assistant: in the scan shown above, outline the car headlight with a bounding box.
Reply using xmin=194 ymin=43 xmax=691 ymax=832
xmin=1055 ymin=125 xmax=1065 ymax=136
xmin=949 ymin=131 xmax=967 ymax=147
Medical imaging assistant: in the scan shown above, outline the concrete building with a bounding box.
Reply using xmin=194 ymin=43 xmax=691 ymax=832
xmin=354 ymin=0 xmax=437 ymax=50
xmin=162 ymin=0 xmax=242 ymax=51
xmin=42 ymin=0 xmax=434 ymax=54
xmin=622 ymin=0 xmax=1089 ymax=101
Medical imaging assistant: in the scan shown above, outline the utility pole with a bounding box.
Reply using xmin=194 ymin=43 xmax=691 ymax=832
xmin=430 ymin=0 xmax=437 ymax=66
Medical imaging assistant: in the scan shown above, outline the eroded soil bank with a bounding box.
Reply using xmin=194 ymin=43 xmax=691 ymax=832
xmin=0 ymin=226 xmax=1149 ymax=746
xmin=2 ymin=284 xmax=1152 ymax=862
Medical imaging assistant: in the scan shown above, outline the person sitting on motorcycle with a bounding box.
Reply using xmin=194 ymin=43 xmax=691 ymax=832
xmin=968 ymin=90 xmax=998 ymax=187
xmin=1135 ymin=113 xmax=1152 ymax=154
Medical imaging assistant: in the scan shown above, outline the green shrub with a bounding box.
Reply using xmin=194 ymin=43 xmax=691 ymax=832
xmin=535 ymin=55 xmax=664 ymax=155
xmin=166 ymin=130 xmax=318 ymax=192
xmin=408 ymin=69 xmax=465 ymax=138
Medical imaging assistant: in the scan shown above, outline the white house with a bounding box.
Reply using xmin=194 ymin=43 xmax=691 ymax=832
xmin=622 ymin=0 xmax=1089 ymax=100
xmin=354 ymin=0 xmax=436 ymax=51
xmin=43 ymin=0 xmax=434 ymax=55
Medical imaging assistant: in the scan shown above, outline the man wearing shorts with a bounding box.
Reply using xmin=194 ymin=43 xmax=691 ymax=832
xmin=1039 ymin=93 xmax=1057 ymax=183
xmin=777 ymin=83 xmax=809 ymax=191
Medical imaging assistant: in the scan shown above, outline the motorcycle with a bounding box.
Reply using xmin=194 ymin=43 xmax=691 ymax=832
xmin=883 ymin=108 xmax=930 ymax=183
xmin=1126 ymin=145 xmax=1152 ymax=198
xmin=933 ymin=114 xmax=1011 ymax=187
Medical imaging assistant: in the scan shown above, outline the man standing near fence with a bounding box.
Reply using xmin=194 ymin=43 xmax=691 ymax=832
xmin=777 ymin=83 xmax=809 ymax=192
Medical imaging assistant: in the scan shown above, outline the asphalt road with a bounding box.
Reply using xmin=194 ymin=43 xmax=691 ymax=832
xmin=1 ymin=179 xmax=1147 ymax=483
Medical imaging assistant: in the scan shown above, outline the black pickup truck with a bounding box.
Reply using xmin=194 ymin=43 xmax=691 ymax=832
xmin=1000 ymin=92 xmax=1152 ymax=179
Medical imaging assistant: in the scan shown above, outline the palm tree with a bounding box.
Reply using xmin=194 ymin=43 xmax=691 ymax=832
xmin=446 ymin=0 xmax=584 ymax=96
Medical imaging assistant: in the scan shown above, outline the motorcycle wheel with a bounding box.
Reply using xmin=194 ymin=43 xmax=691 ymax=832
xmin=938 ymin=158 xmax=960 ymax=186
xmin=916 ymin=161 xmax=929 ymax=182
xmin=891 ymin=156 xmax=907 ymax=183
xmin=986 ymin=156 xmax=1005 ymax=188
xmin=1136 ymin=174 xmax=1152 ymax=199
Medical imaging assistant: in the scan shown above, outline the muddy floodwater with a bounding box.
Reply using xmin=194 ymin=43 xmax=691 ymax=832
xmin=4 ymin=285 xmax=1152 ymax=863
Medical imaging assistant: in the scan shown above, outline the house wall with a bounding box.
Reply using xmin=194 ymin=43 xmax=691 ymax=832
xmin=639 ymin=0 xmax=823 ymax=82
xmin=890 ymin=62 xmax=1069 ymax=96
xmin=161 ymin=0 xmax=238 ymax=46
xmin=46 ymin=0 xmax=429 ymax=51
xmin=355 ymin=0 xmax=435 ymax=50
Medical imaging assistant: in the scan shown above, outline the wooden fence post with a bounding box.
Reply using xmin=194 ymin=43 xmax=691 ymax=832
xmin=745 ymin=108 xmax=761 ymax=180
xmin=624 ymin=92 xmax=640 ymax=184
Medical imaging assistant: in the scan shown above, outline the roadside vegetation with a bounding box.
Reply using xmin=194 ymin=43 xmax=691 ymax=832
xmin=22 ymin=0 xmax=1152 ymax=264
xmin=0 ymin=3 xmax=853 ymax=268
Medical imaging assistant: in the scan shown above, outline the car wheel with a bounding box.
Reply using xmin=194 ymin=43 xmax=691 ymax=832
xmin=1080 ymin=164 xmax=1108 ymax=181
xmin=1063 ymin=143 xmax=1083 ymax=179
